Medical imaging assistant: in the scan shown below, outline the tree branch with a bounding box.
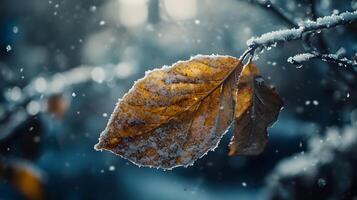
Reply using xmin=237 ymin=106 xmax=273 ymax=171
xmin=288 ymin=52 xmax=357 ymax=71
xmin=247 ymin=10 xmax=357 ymax=51
xmin=0 ymin=63 xmax=136 ymax=119
xmin=244 ymin=10 xmax=357 ymax=89
xmin=241 ymin=0 xmax=356 ymax=89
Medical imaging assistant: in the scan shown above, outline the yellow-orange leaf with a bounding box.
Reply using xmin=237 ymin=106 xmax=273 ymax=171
xmin=95 ymin=55 xmax=243 ymax=169
xmin=95 ymin=55 xmax=283 ymax=169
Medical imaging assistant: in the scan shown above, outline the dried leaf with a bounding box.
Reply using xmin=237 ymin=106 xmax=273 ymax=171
xmin=95 ymin=55 xmax=283 ymax=169
xmin=95 ymin=55 xmax=243 ymax=169
xmin=228 ymin=62 xmax=284 ymax=156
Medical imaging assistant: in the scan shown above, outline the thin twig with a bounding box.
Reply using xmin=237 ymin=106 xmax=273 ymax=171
xmin=306 ymin=0 xmax=354 ymax=88
xmin=247 ymin=10 xmax=357 ymax=51
xmin=288 ymin=52 xmax=357 ymax=71
xmin=243 ymin=9 xmax=357 ymax=89
xmin=239 ymin=0 xmax=297 ymax=27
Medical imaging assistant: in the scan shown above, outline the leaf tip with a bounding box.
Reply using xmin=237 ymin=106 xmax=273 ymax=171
xmin=93 ymin=142 xmax=104 ymax=151
xmin=94 ymin=130 xmax=121 ymax=151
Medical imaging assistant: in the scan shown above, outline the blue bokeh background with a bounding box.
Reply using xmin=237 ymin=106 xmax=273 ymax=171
xmin=1 ymin=0 xmax=357 ymax=199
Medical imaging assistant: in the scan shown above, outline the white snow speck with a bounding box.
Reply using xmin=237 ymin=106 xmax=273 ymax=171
xmin=6 ymin=45 xmax=12 ymax=52
xmin=99 ymin=20 xmax=106 ymax=26
xmin=318 ymin=178 xmax=327 ymax=187
xmin=13 ymin=26 xmax=18 ymax=34
xmin=108 ymin=165 xmax=116 ymax=171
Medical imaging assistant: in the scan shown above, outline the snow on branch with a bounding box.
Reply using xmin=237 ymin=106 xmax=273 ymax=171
xmin=288 ymin=52 xmax=357 ymax=71
xmin=287 ymin=53 xmax=316 ymax=65
xmin=247 ymin=10 xmax=357 ymax=50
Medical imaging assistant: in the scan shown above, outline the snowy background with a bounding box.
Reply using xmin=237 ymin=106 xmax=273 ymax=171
xmin=1 ymin=0 xmax=357 ymax=199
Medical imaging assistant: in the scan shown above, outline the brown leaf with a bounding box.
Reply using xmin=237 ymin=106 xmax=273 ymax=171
xmin=228 ymin=62 xmax=284 ymax=156
xmin=0 ymin=160 xmax=45 ymax=200
xmin=95 ymin=55 xmax=284 ymax=169
xmin=95 ymin=55 xmax=243 ymax=169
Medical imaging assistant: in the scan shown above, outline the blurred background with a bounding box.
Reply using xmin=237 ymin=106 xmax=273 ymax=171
xmin=0 ymin=0 xmax=357 ymax=199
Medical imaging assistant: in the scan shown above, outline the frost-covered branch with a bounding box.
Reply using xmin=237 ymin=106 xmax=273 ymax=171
xmin=247 ymin=10 xmax=357 ymax=50
xmin=287 ymin=53 xmax=316 ymax=65
xmin=288 ymin=52 xmax=357 ymax=71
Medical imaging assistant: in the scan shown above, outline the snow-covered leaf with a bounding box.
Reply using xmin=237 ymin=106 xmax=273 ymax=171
xmin=95 ymin=55 xmax=282 ymax=169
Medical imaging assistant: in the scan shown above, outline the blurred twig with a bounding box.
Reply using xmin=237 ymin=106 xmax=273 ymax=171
xmin=0 ymin=63 xmax=135 ymax=121
xmin=239 ymin=0 xmax=297 ymax=27
xmin=306 ymin=0 xmax=355 ymax=88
